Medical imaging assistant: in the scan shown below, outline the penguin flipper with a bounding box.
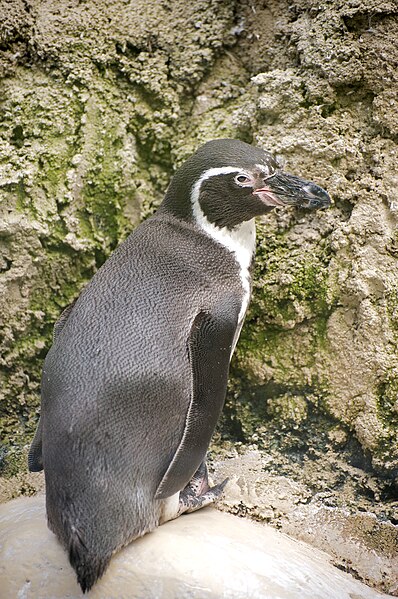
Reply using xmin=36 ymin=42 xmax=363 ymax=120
xmin=28 ymin=299 xmax=77 ymax=473
xmin=156 ymin=297 xmax=239 ymax=499
xmin=28 ymin=416 xmax=43 ymax=472
xmin=52 ymin=298 xmax=77 ymax=341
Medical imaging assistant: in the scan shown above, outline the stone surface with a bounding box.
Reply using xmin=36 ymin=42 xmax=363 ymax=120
xmin=211 ymin=449 xmax=398 ymax=596
xmin=2 ymin=450 xmax=397 ymax=594
xmin=0 ymin=494 xmax=394 ymax=599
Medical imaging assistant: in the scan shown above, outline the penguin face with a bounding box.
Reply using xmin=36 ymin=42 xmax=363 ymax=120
xmin=194 ymin=168 xmax=278 ymax=229
xmin=162 ymin=139 xmax=331 ymax=229
xmin=193 ymin=165 xmax=331 ymax=229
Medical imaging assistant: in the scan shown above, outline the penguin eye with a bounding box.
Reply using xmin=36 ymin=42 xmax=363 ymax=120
xmin=234 ymin=174 xmax=251 ymax=186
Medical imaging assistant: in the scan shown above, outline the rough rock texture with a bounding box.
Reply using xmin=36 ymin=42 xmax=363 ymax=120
xmin=221 ymin=0 xmax=398 ymax=481
xmin=0 ymin=0 xmax=397 ymax=590
xmin=0 ymin=495 xmax=393 ymax=599
xmin=211 ymin=448 xmax=398 ymax=595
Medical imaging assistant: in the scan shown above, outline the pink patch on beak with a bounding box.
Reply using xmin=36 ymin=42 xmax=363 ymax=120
xmin=252 ymin=188 xmax=285 ymax=207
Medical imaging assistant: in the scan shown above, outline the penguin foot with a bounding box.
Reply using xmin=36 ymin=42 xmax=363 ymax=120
xmin=178 ymin=462 xmax=228 ymax=516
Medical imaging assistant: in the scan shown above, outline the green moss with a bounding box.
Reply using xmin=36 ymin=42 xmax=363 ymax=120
xmin=224 ymin=218 xmax=337 ymax=450
xmin=78 ymin=133 xmax=136 ymax=254
xmin=0 ymin=445 xmax=29 ymax=478
xmin=222 ymin=367 xmax=338 ymax=459
xmin=376 ymin=374 xmax=398 ymax=428
xmin=370 ymin=429 xmax=398 ymax=477
xmin=386 ymin=286 xmax=398 ymax=333
xmin=267 ymin=394 xmax=308 ymax=428
xmin=0 ymin=245 xmax=98 ymax=459
xmin=249 ymin=223 xmax=331 ymax=328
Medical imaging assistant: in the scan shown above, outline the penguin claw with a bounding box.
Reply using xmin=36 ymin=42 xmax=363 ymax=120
xmin=185 ymin=461 xmax=211 ymax=495
xmin=178 ymin=462 xmax=228 ymax=516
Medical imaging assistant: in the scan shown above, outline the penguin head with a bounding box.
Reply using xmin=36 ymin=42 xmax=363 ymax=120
xmin=161 ymin=139 xmax=331 ymax=229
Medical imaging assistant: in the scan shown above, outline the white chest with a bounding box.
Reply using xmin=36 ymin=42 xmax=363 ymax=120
xmin=191 ymin=199 xmax=256 ymax=352
xmin=190 ymin=167 xmax=257 ymax=354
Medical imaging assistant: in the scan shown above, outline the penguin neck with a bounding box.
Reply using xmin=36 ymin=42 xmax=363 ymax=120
xmin=189 ymin=171 xmax=256 ymax=330
xmin=192 ymin=202 xmax=256 ymax=274
xmin=190 ymin=168 xmax=257 ymax=275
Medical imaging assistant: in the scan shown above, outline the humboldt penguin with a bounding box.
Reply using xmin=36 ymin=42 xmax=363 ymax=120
xmin=28 ymin=138 xmax=331 ymax=592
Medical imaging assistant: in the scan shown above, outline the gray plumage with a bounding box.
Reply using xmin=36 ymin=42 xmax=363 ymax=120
xmin=28 ymin=138 xmax=330 ymax=592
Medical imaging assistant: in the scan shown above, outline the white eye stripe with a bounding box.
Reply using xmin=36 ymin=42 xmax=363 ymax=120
xmin=194 ymin=166 xmax=242 ymax=189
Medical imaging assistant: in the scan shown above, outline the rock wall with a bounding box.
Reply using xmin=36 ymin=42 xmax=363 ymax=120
xmin=222 ymin=0 xmax=398 ymax=481
xmin=0 ymin=0 xmax=397 ymax=487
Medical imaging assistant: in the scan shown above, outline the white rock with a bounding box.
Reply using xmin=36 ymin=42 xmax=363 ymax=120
xmin=0 ymin=495 xmax=393 ymax=599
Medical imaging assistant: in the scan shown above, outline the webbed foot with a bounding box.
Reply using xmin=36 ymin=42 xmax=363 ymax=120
xmin=178 ymin=461 xmax=228 ymax=516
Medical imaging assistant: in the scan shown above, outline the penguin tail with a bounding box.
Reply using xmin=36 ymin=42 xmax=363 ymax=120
xmin=68 ymin=527 xmax=111 ymax=593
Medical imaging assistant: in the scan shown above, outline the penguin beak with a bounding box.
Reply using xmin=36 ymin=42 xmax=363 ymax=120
xmin=253 ymin=172 xmax=331 ymax=210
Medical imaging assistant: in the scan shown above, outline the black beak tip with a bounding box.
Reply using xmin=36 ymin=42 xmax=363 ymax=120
xmin=302 ymin=183 xmax=332 ymax=209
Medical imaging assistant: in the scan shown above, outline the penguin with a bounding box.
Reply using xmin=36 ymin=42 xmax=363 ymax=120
xmin=28 ymin=138 xmax=331 ymax=592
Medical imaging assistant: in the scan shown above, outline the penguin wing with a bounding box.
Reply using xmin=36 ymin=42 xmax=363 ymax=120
xmin=28 ymin=299 xmax=78 ymax=473
xmin=52 ymin=298 xmax=78 ymax=341
xmin=155 ymin=295 xmax=240 ymax=499
xmin=28 ymin=415 xmax=43 ymax=472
